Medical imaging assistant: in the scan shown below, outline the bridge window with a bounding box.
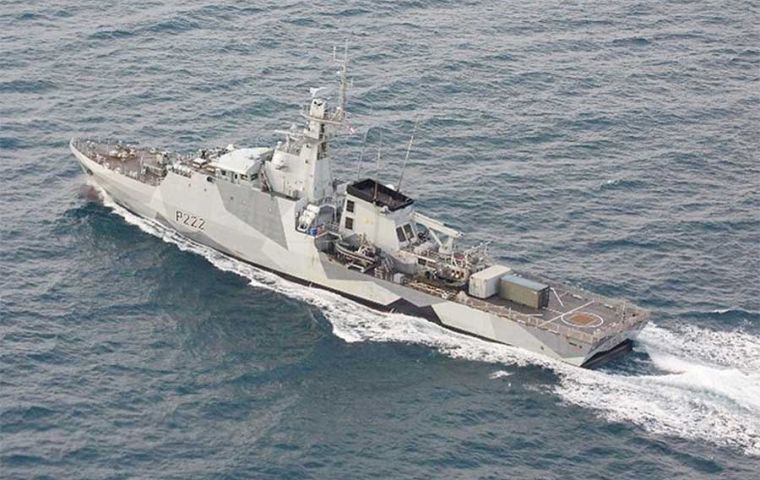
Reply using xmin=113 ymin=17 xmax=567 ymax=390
xmin=403 ymin=224 xmax=414 ymax=240
xmin=396 ymin=227 xmax=405 ymax=242
xmin=346 ymin=199 xmax=355 ymax=213
xmin=344 ymin=217 xmax=354 ymax=230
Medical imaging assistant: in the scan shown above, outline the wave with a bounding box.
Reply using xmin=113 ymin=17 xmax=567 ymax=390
xmin=638 ymin=322 xmax=760 ymax=371
xmin=707 ymin=307 xmax=760 ymax=321
xmin=489 ymin=370 xmax=513 ymax=380
xmin=92 ymin=183 xmax=760 ymax=457
xmin=597 ymin=177 xmax=646 ymax=191
xmin=557 ymin=323 xmax=760 ymax=457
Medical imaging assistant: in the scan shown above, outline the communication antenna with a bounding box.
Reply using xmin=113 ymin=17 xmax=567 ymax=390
xmin=373 ymin=131 xmax=383 ymax=202
xmin=396 ymin=119 xmax=419 ymax=192
xmin=355 ymin=125 xmax=372 ymax=180
xmin=376 ymin=131 xmax=383 ymax=176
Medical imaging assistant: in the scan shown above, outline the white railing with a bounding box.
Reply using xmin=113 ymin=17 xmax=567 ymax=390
xmin=452 ymin=292 xmax=648 ymax=344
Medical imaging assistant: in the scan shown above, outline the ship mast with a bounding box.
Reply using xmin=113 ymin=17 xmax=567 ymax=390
xmin=264 ymin=46 xmax=352 ymax=203
xmin=296 ymin=45 xmax=350 ymax=203
xmin=334 ymin=42 xmax=349 ymax=123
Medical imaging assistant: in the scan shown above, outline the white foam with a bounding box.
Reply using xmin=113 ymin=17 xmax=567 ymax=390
xmin=556 ymin=324 xmax=760 ymax=457
xmin=489 ymin=370 xmax=513 ymax=379
xmin=94 ymin=186 xmax=760 ymax=457
xmin=638 ymin=322 xmax=760 ymax=372
xmin=712 ymin=308 xmax=733 ymax=314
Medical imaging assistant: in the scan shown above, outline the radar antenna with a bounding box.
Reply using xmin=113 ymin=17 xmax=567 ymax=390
xmin=309 ymin=86 xmax=329 ymax=99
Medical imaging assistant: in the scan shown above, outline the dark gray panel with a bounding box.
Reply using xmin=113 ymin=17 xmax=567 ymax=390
xmin=216 ymin=181 xmax=288 ymax=248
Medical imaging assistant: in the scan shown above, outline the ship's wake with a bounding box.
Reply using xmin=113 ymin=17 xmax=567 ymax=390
xmin=95 ymin=187 xmax=760 ymax=457
xmin=556 ymin=324 xmax=760 ymax=457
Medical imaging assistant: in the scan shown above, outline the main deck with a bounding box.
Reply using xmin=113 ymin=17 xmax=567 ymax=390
xmin=407 ymin=275 xmax=647 ymax=345
xmin=71 ymin=139 xmax=174 ymax=186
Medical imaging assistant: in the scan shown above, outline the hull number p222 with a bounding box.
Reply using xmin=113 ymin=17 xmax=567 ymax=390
xmin=175 ymin=210 xmax=206 ymax=231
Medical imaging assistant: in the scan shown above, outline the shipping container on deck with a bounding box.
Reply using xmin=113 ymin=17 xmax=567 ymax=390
xmin=499 ymin=274 xmax=550 ymax=309
xmin=468 ymin=265 xmax=512 ymax=299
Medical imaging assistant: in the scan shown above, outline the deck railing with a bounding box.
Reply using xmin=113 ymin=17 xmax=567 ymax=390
xmin=452 ymin=292 xmax=648 ymax=344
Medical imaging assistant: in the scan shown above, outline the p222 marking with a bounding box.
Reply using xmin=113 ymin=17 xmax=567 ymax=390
xmin=175 ymin=210 xmax=206 ymax=231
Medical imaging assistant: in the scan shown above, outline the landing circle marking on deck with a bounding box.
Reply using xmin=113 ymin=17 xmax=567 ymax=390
xmin=561 ymin=311 xmax=604 ymax=328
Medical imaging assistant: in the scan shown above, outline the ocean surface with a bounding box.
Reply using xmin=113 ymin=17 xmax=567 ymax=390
xmin=2 ymin=1 xmax=759 ymax=478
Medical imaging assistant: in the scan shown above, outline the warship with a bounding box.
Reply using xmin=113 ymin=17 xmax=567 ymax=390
xmin=70 ymin=53 xmax=649 ymax=368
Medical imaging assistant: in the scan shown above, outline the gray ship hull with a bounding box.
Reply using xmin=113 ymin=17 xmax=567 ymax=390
xmin=71 ymin=141 xmax=648 ymax=367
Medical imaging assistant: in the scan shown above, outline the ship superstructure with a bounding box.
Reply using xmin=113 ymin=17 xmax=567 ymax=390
xmin=70 ymin=54 xmax=649 ymax=367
